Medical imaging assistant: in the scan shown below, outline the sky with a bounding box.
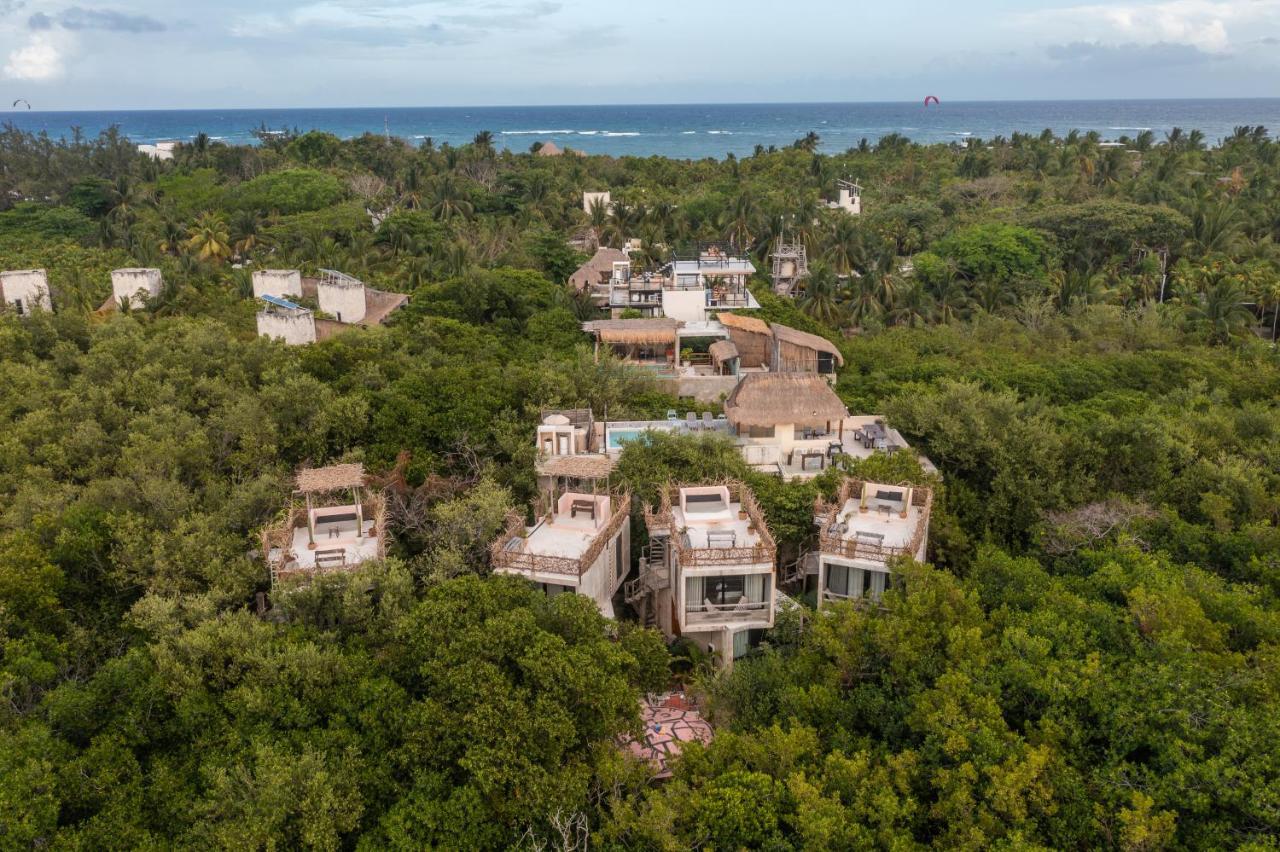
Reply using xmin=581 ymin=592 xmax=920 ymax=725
xmin=2 ymin=0 xmax=1280 ymax=109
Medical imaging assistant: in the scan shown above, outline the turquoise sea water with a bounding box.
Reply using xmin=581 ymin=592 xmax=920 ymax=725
xmin=6 ymin=100 xmax=1280 ymax=159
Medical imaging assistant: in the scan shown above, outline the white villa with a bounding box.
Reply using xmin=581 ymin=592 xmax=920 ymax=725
xmin=0 ymin=269 xmax=52 ymax=315
xmin=261 ymin=463 xmax=387 ymax=588
xmin=808 ymin=478 xmax=933 ymax=607
xmin=598 ymin=243 xmax=760 ymax=322
xmin=490 ymin=491 xmax=632 ymax=618
xmin=628 ymin=482 xmax=778 ymax=666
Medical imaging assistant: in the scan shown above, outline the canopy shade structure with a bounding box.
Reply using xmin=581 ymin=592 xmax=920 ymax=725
xmin=715 ymin=312 xmax=770 ymax=335
xmin=709 ymin=339 xmax=739 ymax=365
xmin=724 ymin=373 xmax=849 ymax=428
xmin=582 ymin=318 xmax=684 ymax=346
xmin=296 ymin=463 xmax=367 ymax=493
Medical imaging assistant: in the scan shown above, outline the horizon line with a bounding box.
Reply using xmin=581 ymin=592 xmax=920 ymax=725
xmin=11 ymin=95 xmax=1280 ymax=114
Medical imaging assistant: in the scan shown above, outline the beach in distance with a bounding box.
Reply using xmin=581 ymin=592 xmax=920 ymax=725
xmin=9 ymin=98 xmax=1280 ymax=157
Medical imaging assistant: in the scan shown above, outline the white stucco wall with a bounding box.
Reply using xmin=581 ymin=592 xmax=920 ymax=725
xmin=317 ymin=280 xmax=366 ymax=323
xmin=1 ymin=269 xmax=52 ymax=314
xmin=111 ymin=268 xmax=163 ymax=309
xmin=583 ymin=191 xmax=611 ymax=214
xmin=257 ymin=309 xmax=317 ymax=345
xmin=252 ymin=269 xmax=303 ymax=299
xmin=661 ymin=288 xmax=708 ymax=323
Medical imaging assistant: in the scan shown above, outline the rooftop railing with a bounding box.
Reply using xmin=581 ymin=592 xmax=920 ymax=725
xmin=490 ymin=493 xmax=631 ymax=578
xmin=813 ymin=480 xmax=932 ymax=565
xmin=644 ymin=481 xmax=777 ymax=567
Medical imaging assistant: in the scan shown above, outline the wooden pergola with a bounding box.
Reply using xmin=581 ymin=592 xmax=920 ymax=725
xmin=295 ymin=463 xmax=368 ymax=549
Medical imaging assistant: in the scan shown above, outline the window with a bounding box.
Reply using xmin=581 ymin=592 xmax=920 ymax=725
xmin=748 ymin=425 xmax=775 ymax=439
xmin=707 ymin=575 xmax=744 ymax=605
xmin=817 ymin=352 xmax=836 ymax=374
xmin=13 ymin=298 xmax=23 ymax=316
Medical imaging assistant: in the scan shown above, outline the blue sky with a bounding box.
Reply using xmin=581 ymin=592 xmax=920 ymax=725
xmin=3 ymin=0 xmax=1280 ymax=109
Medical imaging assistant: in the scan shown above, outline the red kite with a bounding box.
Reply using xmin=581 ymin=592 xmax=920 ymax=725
xmin=924 ymin=95 xmax=940 ymax=107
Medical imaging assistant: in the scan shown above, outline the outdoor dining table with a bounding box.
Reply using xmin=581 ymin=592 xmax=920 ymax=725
xmin=799 ymin=451 xmax=826 ymax=471
xmin=861 ymin=423 xmax=887 ymax=448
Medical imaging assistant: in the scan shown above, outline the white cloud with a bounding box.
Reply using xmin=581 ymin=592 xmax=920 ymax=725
xmin=4 ymin=33 xmax=66 ymax=80
xmin=1017 ymin=0 xmax=1280 ymax=53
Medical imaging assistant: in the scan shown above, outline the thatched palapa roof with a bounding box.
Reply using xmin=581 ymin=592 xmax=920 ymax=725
xmin=570 ymin=247 xmax=629 ymax=291
xmin=771 ymin=323 xmax=845 ymax=366
xmin=583 ymin=318 xmax=683 ymax=345
xmin=716 ymin=312 xmax=771 ymax=335
xmin=296 ymin=463 xmax=366 ymax=493
xmin=708 ymin=340 xmax=738 ymax=364
xmin=537 ymin=454 xmax=616 ymax=479
xmin=724 ymin=373 xmax=849 ymax=428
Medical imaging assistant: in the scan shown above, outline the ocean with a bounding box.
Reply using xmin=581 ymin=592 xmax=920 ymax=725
xmin=6 ymin=100 xmax=1280 ymax=159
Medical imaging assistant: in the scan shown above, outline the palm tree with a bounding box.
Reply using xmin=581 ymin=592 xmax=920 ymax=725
xmin=473 ymin=130 xmax=495 ymax=154
xmin=722 ymin=190 xmax=760 ymax=252
xmin=794 ymin=131 xmax=821 ymax=152
xmin=230 ymin=209 xmax=262 ymax=259
xmin=825 ymin=216 xmax=865 ymax=277
xmin=1186 ymin=200 xmax=1241 ymax=257
xmin=797 ymin=264 xmax=844 ymax=327
xmin=185 ymin=212 xmax=232 ymax=263
xmin=1186 ymin=273 xmax=1254 ymax=343
xmin=105 ymin=175 xmax=151 ymax=226
xmin=889 ymin=280 xmax=934 ymax=327
xmin=429 ymin=175 xmax=473 ymax=221
xmin=845 ymin=274 xmax=884 ymax=328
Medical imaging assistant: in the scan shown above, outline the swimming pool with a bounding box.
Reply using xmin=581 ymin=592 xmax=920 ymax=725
xmin=607 ymin=427 xmax=655 ymax=450
xmin=606 ymin=422 xmax=678 ymax=450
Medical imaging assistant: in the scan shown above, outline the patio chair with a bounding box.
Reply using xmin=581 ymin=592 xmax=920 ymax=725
xmin=702 ymin=412 xmax=714 ymax=429
xmin=666 ymin=409 xmax=679 ymax=422
xmin=686 ymin=411 xmax=699 ymax=431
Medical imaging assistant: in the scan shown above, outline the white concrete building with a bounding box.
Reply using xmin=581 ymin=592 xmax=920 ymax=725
xmin=630 ymin=482 xmax=778 ymax=666
xmin=111 ymin=268 xmax=163 ymax=309
xmin=316 ymin=269 xmax=367 ymax=324
xmin=137 ymin=141 xmax=177 ymax=161
xmin=603 ymin=244 xmax=760 ymax=322
xmin=824 ymin=179 xmax=862 ymax=215
xmin=252 ymin=269 xmax=303 ymax=300
xmin=256 ymin=298 xmax=317 ymax=346
xmin=583 ymin=190 xmax=612 ymax=215
xmin=809 ymin=478 xmax=932 ymax=607
xmin=491 ymin=491 xmax=632 ymax=618
xmin=0 ymin=269 xmax=52 ymax=315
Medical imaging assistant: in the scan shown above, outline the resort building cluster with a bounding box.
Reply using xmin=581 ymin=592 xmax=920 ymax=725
xmin=254 ymin=268 xmax=409 ymax=345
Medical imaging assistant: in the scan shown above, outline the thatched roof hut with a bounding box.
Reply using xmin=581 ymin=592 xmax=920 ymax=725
xmin=536 ymin=141 xmax=564 ymax=157
xmin=770 ymin=324 xmax=845 ymax=377
xmin=569 ymin=247 xmax=629 ymax=292
xmin=717 ymin=312 xmax=772 ymax=368
xmin=709 ymin=339 xmax=739 ymax=374
xmin=582 ymin=318 xmax=683 ymax=346
xmin=724 ymin=373 xmax=848 ymax=428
